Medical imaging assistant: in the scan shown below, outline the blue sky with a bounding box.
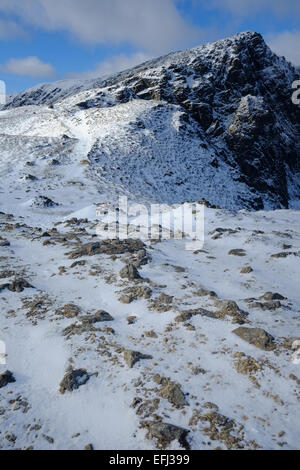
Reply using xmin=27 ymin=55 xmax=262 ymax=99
xmin=0 ymin=0 xmax=299 ymax=94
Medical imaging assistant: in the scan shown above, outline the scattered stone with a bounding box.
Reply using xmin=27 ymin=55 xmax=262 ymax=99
xmin=62 ymin=322 xmax=96 ymax=338
xmin=289 ymin=374 xmax=300 ymax=385
xmin=133 ymin=249 xmax=152 ymax=267
xmin=233 ymin=327 xmax=275 ymax=350
xmin=234 ymin=354 xmax=262 ymax=375
xmin=199 ymin=411 xmax=243 ymax=449
xmin=0 ymin=270 xmax=15 ymax=279
xmin=135 ymin=399 xmax=160 ymax=418
xmin=56 ymin=303 xmax=81 ymax=318
xmin=194 ymin=288 xmax=217 ymax=297
xmin=259 ymin=292 xmax=286 ymax=301
xmin=142 ymin=421 xmax=190 ymax=449
xmin=0 ymin=278 xmax=35 ymax=293
xmin=68 ymin=239 xmax=145 ymax=259
xmin=281 ymin=337 xmax=300 ymax=350
xmin=23 ymin=174 xmax=38 ymax=181
xmin=249 ymin=300 xmax=281 ymax=311
xmin=271 ymin=251 xmax=300 ymax=258
xmin=157 ymin=293 xmax=173 ymax=304
xmin=119 ymin=286 xmax=152 ymax=304
xmin=59 ymin=367 xmax=90 ymax=394
xmin=228 ymin=249 xmax=246 ymax=256
xmin=0 ymin=371 xmax=16 ymax=389
xmin=188 ymin=364 xmax=207 ymax=375
xmin=84 ymin=444 xmax=94 ymax=451
xmin=174 ymin=312 xmax=193 ymax=323
xmin=31 ymin=196 xmax=59 ymax=208
xmin=144 ymin=330 xmax=158 ymax=338
xmin=81 ymin=310 xmax=114 ymax=323
xmin=0 ymin=239 xmax=10 ymax=247
xmin=210 ymin=227 xmax=240 ymax=240
xmin=120 ymin=264 xmax=142 ymax=280
xmin=127 ymin=316 xmax=137 ymax=325
xmin=173 ymin=266 xmax=186 ymax=273
xmin=70 ymin=260 xmax=87 ymax=269
xmin=124 ymin=350 xmax=152 ymax=368
xmin=5 ymin=433 xmax=17 ymax=443
xmin=9 ymin=278 xmax=34 ymax=292
xmin=214 ymin=300 xmax=248 ymax=324
xmin=119 ymin=294 xmax=133 ymax=304
xmin=240 ymin=266 xmax=253 ymax=274
xmin=154 ymin=374 xmax=187 ymax=408
xmin=42 ymin=435 xmax=54 ymax=444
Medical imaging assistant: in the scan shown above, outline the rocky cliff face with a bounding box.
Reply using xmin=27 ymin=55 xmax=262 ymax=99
xmin=3 ymin=31 xmax=300 ymax=209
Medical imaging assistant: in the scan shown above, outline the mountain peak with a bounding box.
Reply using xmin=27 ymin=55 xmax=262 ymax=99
xmin=1 ymin=31 xmax=299 ymax=210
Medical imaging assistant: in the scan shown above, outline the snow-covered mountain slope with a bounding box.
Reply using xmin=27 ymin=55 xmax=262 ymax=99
xmin=0 ymin=32 xmax=300 ymax=451
xmin=0 ymin=207 xmax=300 ymax=450
xmin=1 ymin=31 xmax=299 ymax=213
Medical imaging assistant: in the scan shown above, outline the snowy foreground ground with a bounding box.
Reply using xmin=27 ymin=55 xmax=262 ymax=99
xmin=0 ymin=205 xmax=299 ymax=450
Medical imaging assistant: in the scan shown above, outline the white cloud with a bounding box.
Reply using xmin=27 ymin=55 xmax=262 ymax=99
xmin=0 ymin=0 xmax=201 ymax=53
xmin=267 ymin=31 xmax=300 ymax=66
xmin=0 ymin=18 xmax=27 ymax=40
xmin=68 ymin=52 xmax=153 ymax=80
xmin=1 ymin=56 xmax=56 ymax=78
xmin=210 ymin=0 xmax=300 ymax=17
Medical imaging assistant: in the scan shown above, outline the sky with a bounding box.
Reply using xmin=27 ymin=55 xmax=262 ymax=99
xmin=0 ymin=0 xmax=299 ymax=94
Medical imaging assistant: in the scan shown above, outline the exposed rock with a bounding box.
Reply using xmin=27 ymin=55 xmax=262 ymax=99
xmin=214 ymin=300 xmax=248 ymax=324
xmin=194 ymin=288 xmax=217 ymax=297
xmin=154 ymin=374 xmax=187 ymax=408
xmin=135 ymin=398 xmax=160 ymax=418
xmin=23 ymin=174 xmax=38 ymax=181
xmin=249 ymin=300 xmax=282 ymax=311
xmin=210 ymin=227 xmax=240 ymax=240
xmin=175 ymin=307 xmax=219 ymax=323
xmin=124 ymin=350 xmax=152 ymax=368
xmin=0 ymin=371 xmax=16 ymax=389
xmin=84 ymin=444 xmax=94 ymax=451
xmin=59 ymin=367 xmax=90 ymax=394
xmin=11 ymin=278 xmax=34 ymax=292
xmin=160 ymin=383 xmax=187 ymax=408
xmin=240 ymin=266 xmax=253 ymax=274
xmin=120 ymin=264 xmax=142 ymax=280
xmin=228 ymin=249 xmax=247 ymax=256
xmin=259 ymin=292 xmax=286 ymax=301
xmin=56 ymin=304 xmax=81 ymax=318
xmin=271 ymin=252 xmax=300 ymax=258
xmin=42 ymin=435 xmax=54 ymax=444
xmin=0 ymin=278 xmax=35 ymax=293
xmin=158 ymin=293 xmax=173 ymax=305
xmin=0 ymin=270 xmax=15 ymax=279
xmin=62 ymin=322 xmax=97 ymax=338
xmin=119 ymin=294 xmax=133 ymax=304
xmin=234 ymin=354 xmax=262 ymax=375
xmin=144 ymin=330 xmax=158 ymax=338
xmin=233 ymin=327 xmax=275 ymax=350
xmin=70 ymin=260 xmax=87 ymax=269
xmin=198 ymin=411 xmax=243 ymax=449
xmin=174 ymin=312 xmax=193 ymax=323
xmin=31 ymin=195 xmax=59 ymax=208
xmin=68 ymin=239 xmax=145 ymax=259
xmin=80 ymin=310 xmax=114 ymax=323
xmin=133 ymin=249 xmax=152 ymax=268
xmin=143 ymin=421 xmax=190 ymax=449
xmin=119 ymin=285 xmax=152 ymax=303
